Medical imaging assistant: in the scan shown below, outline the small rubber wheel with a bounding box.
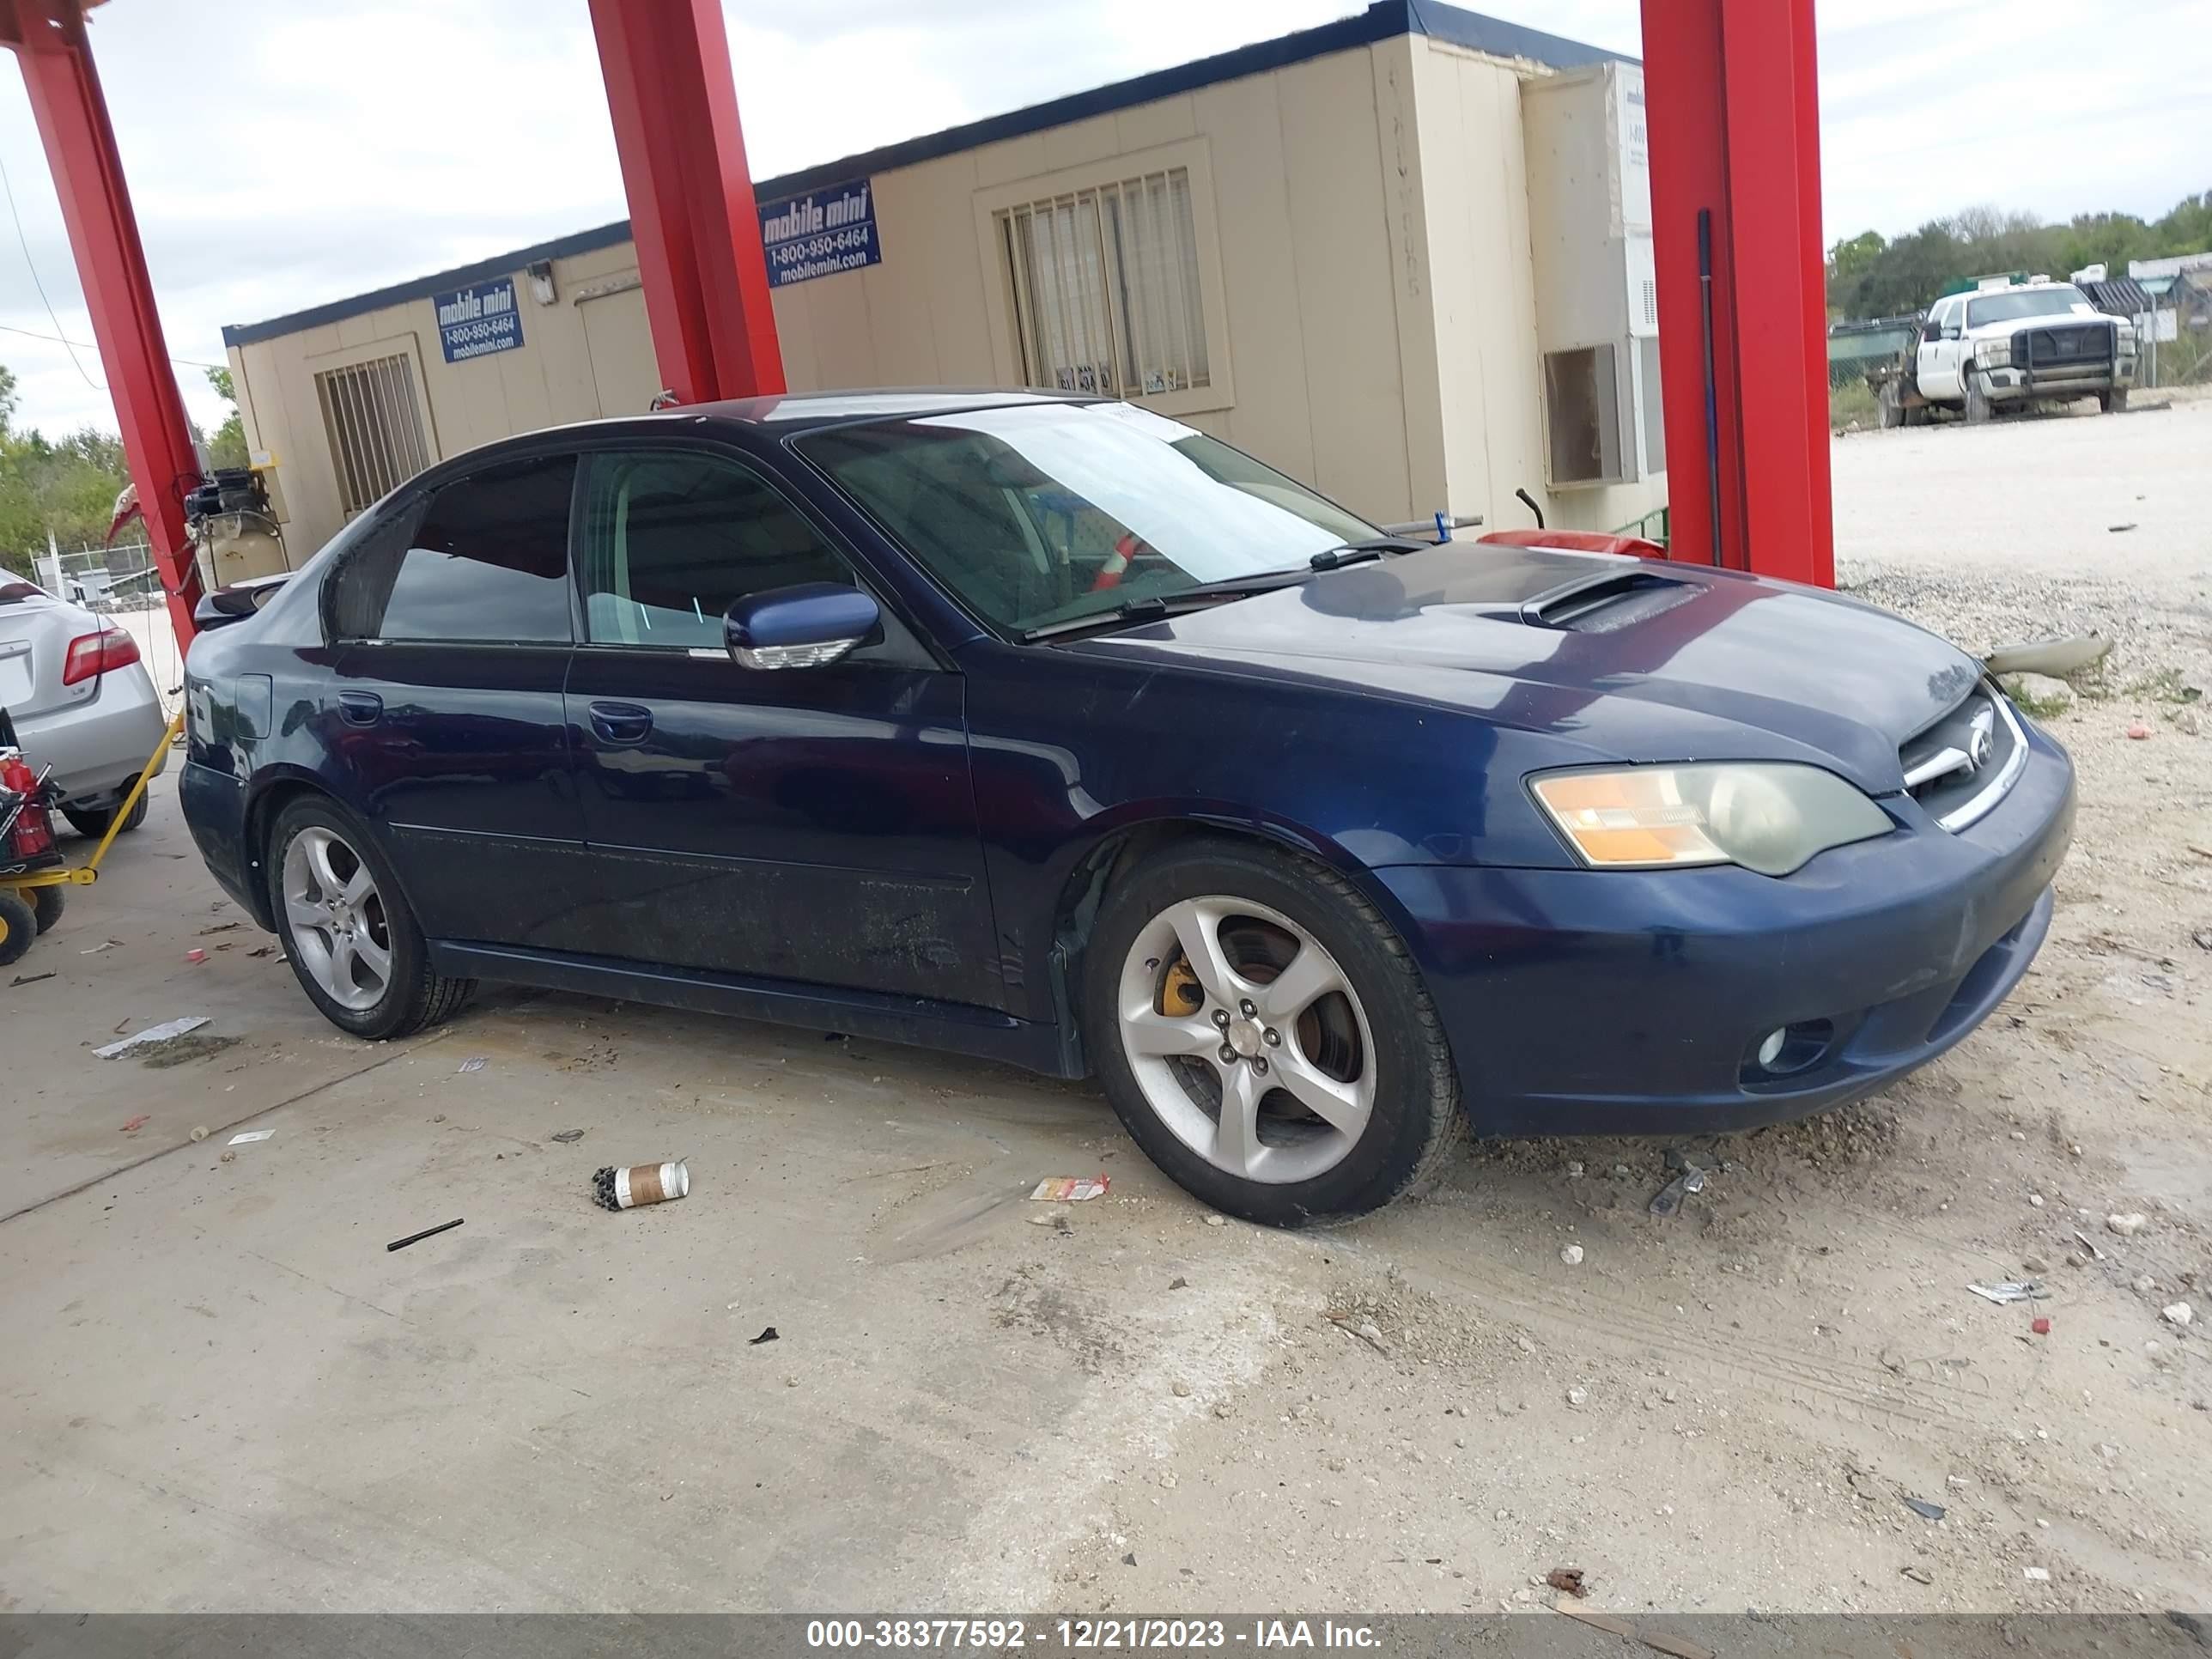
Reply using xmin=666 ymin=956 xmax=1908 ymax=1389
xmin=30 ymin=884 xmax=64 ymax=934
xmin=0 ymin=891 xmax=34 ymax=968
xmin=266 ymin=795 xmax=475 ymax=1040
xmin=63 ymin=791 xmax=149 ymax=838
xmin=1081 ymin=838 xmax=1462 ymax=1226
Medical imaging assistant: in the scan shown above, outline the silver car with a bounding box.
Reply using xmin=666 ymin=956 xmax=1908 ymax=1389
xmin=0 ymin=577 xmax=168 ymax=836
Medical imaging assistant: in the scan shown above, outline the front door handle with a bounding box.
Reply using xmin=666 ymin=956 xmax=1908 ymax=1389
xmin=337 ymin=690 xmax=383 ymax=726
xmin=588 ymin=700 xmax=654 ymax=746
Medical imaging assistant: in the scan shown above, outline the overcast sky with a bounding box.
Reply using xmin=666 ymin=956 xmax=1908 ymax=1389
xmin=0 ymin=0 xmax=2203 ymax=439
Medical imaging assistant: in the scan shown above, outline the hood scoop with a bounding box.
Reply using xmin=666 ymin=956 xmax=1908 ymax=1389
xmin=1522 ymin=568 xmax=1700 ymax=633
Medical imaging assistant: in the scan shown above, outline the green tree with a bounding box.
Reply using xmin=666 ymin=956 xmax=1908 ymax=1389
xmin=204 ymin=365 xmax=249 ymax=471
xmin=0 ymin=362 xmax=132 ymax=577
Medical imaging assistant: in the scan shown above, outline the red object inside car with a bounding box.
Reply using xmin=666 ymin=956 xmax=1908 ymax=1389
xmin=1477 ymin=530 xmax=1668 ymax=559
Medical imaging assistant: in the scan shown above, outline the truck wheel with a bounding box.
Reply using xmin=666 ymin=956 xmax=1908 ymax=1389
xmin=2100 ymin=388 xmax=2129 ymax=415
xmin=1876 ymin=381 xmax=1904 ymax=429
xmin=1963 ymin=370 xmax=1992 ymax=425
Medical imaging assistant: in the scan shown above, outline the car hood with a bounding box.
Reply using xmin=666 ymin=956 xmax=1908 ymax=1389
xmin=1065 ymin=544 xmax=1983 ymax=793
xmin=1967 ymin=310 xmax=2108 ymax=341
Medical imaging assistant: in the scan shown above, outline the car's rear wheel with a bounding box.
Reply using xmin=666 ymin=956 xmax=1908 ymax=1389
xmin=2100 ymin=387 xmax=2129 ymax=414
xmin=63 ymin=792 xmax=148 ymax=839
xmin=0 ymin=891 xmax=34 ymax=967
xmin=1083 ymin=840 xmax=1462 ymax=1225
xmin=267 ymin=797 xmax=474 ymax=1040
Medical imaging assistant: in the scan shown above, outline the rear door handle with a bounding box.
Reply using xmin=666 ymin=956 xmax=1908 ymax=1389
xmin=588 ymin=700 xmax=653 ymax=745
xmin=337 ymin=690 xmax=383 ymax=726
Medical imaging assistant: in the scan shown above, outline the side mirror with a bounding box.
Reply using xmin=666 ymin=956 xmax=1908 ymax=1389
xmin=723 ymin=583 xmax=880 ymax=670
xmin=1920 ymin=323 xmax=1942 ymax=344
xmin=193 ymin=574 xmax=289 ymax=630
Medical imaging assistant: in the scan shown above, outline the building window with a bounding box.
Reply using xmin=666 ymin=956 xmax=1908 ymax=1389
xmin=999 ymin=168 xmax=1210 ymax=401
xmin=315 ymin=352 xmax=434 ymax=515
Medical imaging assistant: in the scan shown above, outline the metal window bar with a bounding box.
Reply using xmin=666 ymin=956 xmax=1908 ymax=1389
xmin=314 ymin=353 xmax=431 ymax=514
xmin=1000 ymin=166 xmax=1208 ymax=402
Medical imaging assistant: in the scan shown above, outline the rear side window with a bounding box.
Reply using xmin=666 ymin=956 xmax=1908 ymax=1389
xmin=578 ymin=448 xmax=854 ymax=649
xmin=328 ymin=453 xmax=577 ymax=643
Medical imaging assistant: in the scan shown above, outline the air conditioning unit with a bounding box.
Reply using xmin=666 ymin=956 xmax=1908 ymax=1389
xmin=1522 ymin=60 xmax=1663 ymax=489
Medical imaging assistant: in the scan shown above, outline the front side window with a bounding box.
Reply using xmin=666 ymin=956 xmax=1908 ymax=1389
xmin=327 ymin=453 xmax=576 ymax=643
xmin=797 ymin=401 xmax=1374 ymax=636
xmin=579 ymin=449 xmax=855 ymax=649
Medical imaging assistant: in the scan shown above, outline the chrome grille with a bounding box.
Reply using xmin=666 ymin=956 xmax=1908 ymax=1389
xmin=1899 ymin=683 xmax=2026 ymax=832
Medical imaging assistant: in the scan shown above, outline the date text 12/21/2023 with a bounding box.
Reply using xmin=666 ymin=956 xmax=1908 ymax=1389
xmin=804 ymin=1620 xmax=1381 ymax=1650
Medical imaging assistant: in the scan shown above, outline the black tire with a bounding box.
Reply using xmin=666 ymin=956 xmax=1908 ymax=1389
xmin=29 ymin=884 xmax=64 ymax=934
xmin=265 ymin=795 xmax=475 ymax=1040
xmin=0 ymin=891 xmax=34 ymax=967
xmin=2100 ymin=387 xmax=2129 ymax=414
xmin=1081 ymin=839 xmax=1462 ymax=1226
xmin=63 ymin=791 xmax=149 ymax=839
xmin=1963 ymin=369 xmax=1992 ymax=424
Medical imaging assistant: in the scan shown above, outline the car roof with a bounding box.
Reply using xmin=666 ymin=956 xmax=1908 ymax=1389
xmin=647 ymin=387 xmax=1094 ymax=433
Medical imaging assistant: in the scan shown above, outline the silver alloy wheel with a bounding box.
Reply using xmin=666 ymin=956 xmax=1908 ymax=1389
xmin=1115 ymin=895 xmax=1376 ymax=1184
xmin=281 ymin=825 xmax=392 ymax=1012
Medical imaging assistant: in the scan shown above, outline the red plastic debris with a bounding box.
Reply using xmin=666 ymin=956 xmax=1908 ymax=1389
xmin=119 ymin=1115 xmax=148 ymax=1133
xmin=2032 ymin=1316 xmax=2051 ymax=1335
xmin=185 ymin=947 xmax=208 ymax=964
xmin=2126 ymin=722 xmax=2151 ymax=740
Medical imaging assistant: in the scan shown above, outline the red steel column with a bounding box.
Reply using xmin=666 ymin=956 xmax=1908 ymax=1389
xmin=1641 ymin=0 xmax=1832 ymax=587
xmin=587 ymin=0 xmax=784 ymax=405
xmin=3 ymin=0 xmax=203 ymax=644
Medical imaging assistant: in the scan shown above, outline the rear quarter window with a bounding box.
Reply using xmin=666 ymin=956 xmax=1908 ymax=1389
xmin=326 ymin=453 xmax=577 ymax=643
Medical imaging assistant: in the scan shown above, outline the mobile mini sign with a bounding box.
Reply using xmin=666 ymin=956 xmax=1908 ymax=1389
xmin=434 ymin=278 xmax=524 ymax=363
xmin=758 ymin=179 xmax=880 ymax=289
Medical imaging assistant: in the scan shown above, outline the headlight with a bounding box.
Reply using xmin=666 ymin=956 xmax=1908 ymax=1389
xmin=1529 ymin=763 xmax=1893 ymax=877
xmin=1974 ymin=339 xmax=2012 ymax=366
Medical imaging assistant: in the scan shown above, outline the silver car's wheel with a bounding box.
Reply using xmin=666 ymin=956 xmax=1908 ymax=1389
xmin=280 ymin=824 xmax=392 ymax=1012
xmin=1115 ymin=895 xmax=1377 ymax=1185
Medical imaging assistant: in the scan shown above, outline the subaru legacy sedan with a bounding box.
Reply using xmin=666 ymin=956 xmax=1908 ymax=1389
xmin=179 ymin=391 xmax=2072 ymax=1224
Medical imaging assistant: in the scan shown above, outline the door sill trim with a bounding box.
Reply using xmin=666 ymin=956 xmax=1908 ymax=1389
xmin=428 ymin=940 xmax=1077 ymax=1077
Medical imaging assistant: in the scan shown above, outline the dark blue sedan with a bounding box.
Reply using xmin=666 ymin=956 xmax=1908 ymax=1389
xmin=179 ymin=390 xmax=2073 ymax=1224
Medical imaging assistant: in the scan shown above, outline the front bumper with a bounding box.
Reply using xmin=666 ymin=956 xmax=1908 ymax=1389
xmin=1377 ymin=720 xmax=2075 ymax=1138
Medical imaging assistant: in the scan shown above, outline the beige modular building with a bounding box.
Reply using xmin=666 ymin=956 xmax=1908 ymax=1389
xmin=223 ymin=0 xmax=1665 ymax=568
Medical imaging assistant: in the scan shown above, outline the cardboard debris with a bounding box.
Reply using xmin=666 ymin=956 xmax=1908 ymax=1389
xmin=1029 ymin=1175 xmax=1109 ymax=1202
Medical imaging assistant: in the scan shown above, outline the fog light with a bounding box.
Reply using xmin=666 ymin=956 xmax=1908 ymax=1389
xmin=1756 ymin=1028 xmax=1787 ymax=1068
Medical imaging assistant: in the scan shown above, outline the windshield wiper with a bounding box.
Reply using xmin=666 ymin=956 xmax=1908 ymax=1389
xmin=1308 ymin=536 xmax=1426 ymax=571
xmin=1018 ymin=570 xmax=1319 ymax=643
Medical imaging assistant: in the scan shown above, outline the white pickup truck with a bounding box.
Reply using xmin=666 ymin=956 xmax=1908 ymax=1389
xmin=1880 ymin=280 xmax=2137 ymax=426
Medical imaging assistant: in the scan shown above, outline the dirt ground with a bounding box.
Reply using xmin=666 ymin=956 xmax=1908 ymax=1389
xmin=2 ymin=396 xmax=2207 ymax=1620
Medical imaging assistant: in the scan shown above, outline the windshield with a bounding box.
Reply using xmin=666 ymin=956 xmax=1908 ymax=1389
xmin=1966 ymin=288 xmax=2089 ymax=327
xmin=795 ymin=401 xmax=1377 ymax=635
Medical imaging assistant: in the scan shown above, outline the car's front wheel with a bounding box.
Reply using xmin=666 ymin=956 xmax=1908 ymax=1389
xmin=266 ymin=798 xmax=474 ymax=1040
xmin=1083 ymin=840 xmax=1462 ymax=1225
